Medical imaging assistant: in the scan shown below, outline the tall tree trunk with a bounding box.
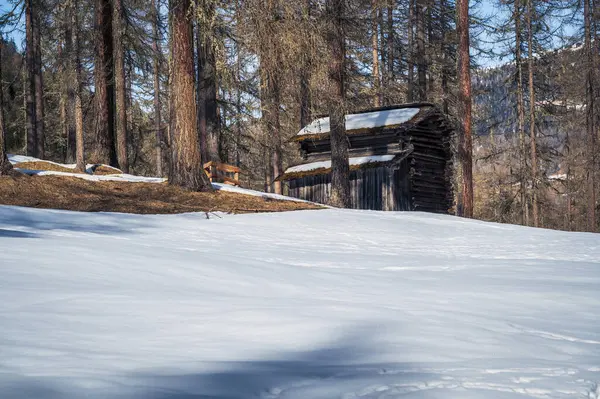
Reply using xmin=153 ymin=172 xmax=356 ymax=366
xmin=196 ymin=1 xmax=219 ymax=163
xmin=269 ymin=77 xmax=282 ymax=194
xmin=113 ymin=0 xmax=129 ymax=172
xmin=326 ymin=0 xmax=350 ymax=208
xmin=33 ymin=3 xmax=44 ymax=159
xmin=440 ymin=0 xmax=450 ymax=114
xmin=259 ymin=55 xmax=282 ymax=194
xmin=0 ymin=43 xmax=13 ymax=175
xmin=300 ymin=0 xmax=312 ymax=129
xmin=196 ymin=21 xmax=207 ymax=163
xmin=60 ymin=6 xmax=77 ymax=164
xmin=426 ymin=0 xmax=434 ymax=96
xmin=565 ymin=130 xmax=572 ymax=231
xmin=526 ymin=0 xmax=539 ymax=227
xmin=299 ymin=65 xmax=311 ymax=128
xmin=457 ymin=0 xmax=473 ymax=217
xmin=93 ymin=0 xmax=117 ymax=166
xmin=515 ymin=0 xmax=528 ymax=225
xmin=372 ymin=0 xmax=381 ymax=107
xmin=234 ymin=0 xmax=242 ymax=166
xmin=584 ymin=0 xmax=597 ymax=232
xmin=387 ymin=0 xmax=394 ymax=84
xmin=152 ymin=0 xmax=163 ymax=177
xmin=407 ymin=0 xmax=415 ymax=102
xmin=25 ymin=0 xmax=36 ymax=156
xmin=58 ymin=38 xmax=68 ymax=162
xmin=170 ymin=0 xmax=213 ymax=191
xmin=416 ymin=0 xmax=427 ymax=100
xmin=72 ymin=0 xmax=85 ymax=172
xmin=264 ymin=146 xmax=272 ymax=193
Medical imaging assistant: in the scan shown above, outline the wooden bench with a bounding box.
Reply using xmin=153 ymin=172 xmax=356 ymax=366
xmin=204 ymin=161 xmax=241 ymax=186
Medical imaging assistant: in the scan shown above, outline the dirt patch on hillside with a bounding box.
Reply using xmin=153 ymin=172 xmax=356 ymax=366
xmin=0 ymin=174 xmax=322 ymax=214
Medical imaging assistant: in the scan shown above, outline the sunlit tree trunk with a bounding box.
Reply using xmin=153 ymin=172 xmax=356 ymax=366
xmin=440 ymin=0 xmax=450 ymax=114
xmin=584 ymin=0 xmax=596 ymax=232
xmin=0 ymin=43 xmax=13 ymax=174
xmin=326 ymin=0 xmax=350 ymax=208
xmin=73 ymin=0 xmax=85 ymax=173
xmin=407 ymin=0 xmax=414 ymax=101
xmin=25 ymin=0 xmax=36 ymax=156
xmin=515 ymin=0 xmax=528 ymax=225
xmin=196 ymin=0 xmax=219 ymax=163
xmin=58 ymin=38 xmax=69 ymax=162
xmin=169 ymin=0 xmax=213 ymax=191
xmin=416 ymin=0 xmax=427 ymax=100
xmin=269 ymin=80 xmax=282 ymax=194
xmin=113 ymin=0 xmax=129 ymax=172
xmin=372 ymin=0 xmax=381 ymax=107
xmin=299 ymin=0 xmax=312 ymax=129
xmin=386 ymin=0 xmax=395 ymax=95
xmin=152 ymin=0 xmax=163 ymax=176
xmin=93 ymin=0 xmax=117 ymax=166
xmin=33 ymin=6 xmax=44 ymax=159
xmin=526 ymin=0 xmax=539 ymax=227
xmin=457 ymin=0 xmax=473 ymax=217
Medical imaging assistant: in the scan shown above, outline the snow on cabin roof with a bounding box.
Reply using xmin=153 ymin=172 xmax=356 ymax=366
xmin=281 ymin=155 xmax=396 ymax=180
xmin=297 ymin=107 xmax=421 ymax=137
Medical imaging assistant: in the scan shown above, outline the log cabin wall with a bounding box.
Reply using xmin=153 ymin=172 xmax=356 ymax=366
xmin=288 ymin=160 xmax=412 ymax=211
xmin=407 ymin=115 xmax=454 ymax=213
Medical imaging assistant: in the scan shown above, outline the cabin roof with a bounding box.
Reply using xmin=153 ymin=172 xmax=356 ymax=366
xmin=278 ymin=154 xmax=401 ymax=181
xmin=295 ymin=103 xmax=435 ymax=141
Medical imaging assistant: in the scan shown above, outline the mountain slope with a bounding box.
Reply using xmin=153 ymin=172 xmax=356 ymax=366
xmin=0 ymin=206 xmax=599 ymax=398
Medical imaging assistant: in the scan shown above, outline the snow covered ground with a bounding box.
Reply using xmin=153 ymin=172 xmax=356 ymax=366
xmin=0 ymin=206 xmax=599 ymax=398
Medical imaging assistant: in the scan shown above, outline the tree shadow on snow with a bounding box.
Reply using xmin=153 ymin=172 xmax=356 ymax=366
xmin=0 ymin=228 xmax=38 ymax=238
xmin=0 ymin=206 xmax=158 ymax=238
xmin=0 ymin=330 xmax=438 ymax=399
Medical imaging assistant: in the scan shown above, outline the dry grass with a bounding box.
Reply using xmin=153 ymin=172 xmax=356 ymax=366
xmin=15 ymin=161 xmax=124 ymax=176
xmin=0 ymin=174 xmax=322 ymax=214
xmin=14 ymin=161 xmax=83 ymax=174
xmin=92 ymin=165 xmax=123 ymax=175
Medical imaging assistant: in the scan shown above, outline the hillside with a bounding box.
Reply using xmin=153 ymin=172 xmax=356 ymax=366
xmin=473 ymin=43 xmax=585 ymax=139
xmin=1 ymin=206 xmax=599 ymax=398
xmin=0 ymin=155 xmax=321 ymax=214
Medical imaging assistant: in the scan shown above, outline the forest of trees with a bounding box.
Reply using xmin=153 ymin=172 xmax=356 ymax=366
xmin=0 ymin=0 xmax=596 ymax=232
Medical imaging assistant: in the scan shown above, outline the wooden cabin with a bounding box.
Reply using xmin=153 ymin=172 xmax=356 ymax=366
xmin=278 ymin=103 xmax=455 ymax=213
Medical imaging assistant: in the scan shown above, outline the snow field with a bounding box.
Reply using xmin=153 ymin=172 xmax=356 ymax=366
xmin=0 ymin=207 xmax=599 ymax=398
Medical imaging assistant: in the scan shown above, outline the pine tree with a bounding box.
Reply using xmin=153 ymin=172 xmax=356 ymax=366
xmin=584 ymin=0 xmax=597 ymax=232
xmin=196 ymin=0 xmax=219 ymax=164
xmin=0 ymin=41 xmax=12 ymax=175
xmin=169 ymin=0 xmax=213 ymax=191
xmin=457 ymin=0 xmax=473 ymax=217
xmin=25 ymin=0 xmax=36 ymax=156
xmin=372 ymin=0 xmax=381 ymax=107
xmin=33 ymin=0 xmax=44 ymax=159
xmin=526 ymin=0 xmax=539 ymax=227
xmin=93 ymin=0 xmax=117 ymax=166
xmin=113 ymin=0 xmax=129 ymax=172
xmin=72 ymin=0 xmax=85 ymax=173
xmin=152 ymin=0 xmax=163 ymax=177
xmin=326 ymin=0 xmax=350 ymax=208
